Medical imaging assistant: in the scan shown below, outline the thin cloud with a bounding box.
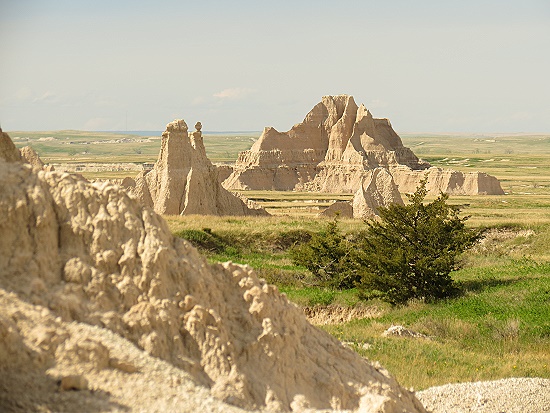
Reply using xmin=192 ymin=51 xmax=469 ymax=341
xmin=32 ymin=91 xmax=59 ymax=104
xmin=213 ymin=87 xmax=255 ymax=100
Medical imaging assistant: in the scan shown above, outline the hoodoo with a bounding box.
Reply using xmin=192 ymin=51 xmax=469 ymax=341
xmin=127 ymin=119 xmax=267 ymax=216
xmin=0 ymin=131 xmax=426 ymax=412
xmin=224 ymin=95 xmax=504 ymax=196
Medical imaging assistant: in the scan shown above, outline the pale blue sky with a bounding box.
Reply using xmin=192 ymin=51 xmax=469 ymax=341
xmin=1 ymin=0 xmax=549 ymax=132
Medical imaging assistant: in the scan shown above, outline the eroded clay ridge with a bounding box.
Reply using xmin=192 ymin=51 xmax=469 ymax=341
xmin=223 ymin=95 xmax=504 ymax=195
xmin=124 ymin=120 xmax=267 ymax=216
xmin=321 ymin=168 xmax=404 ymax=219
xmin=0 ymin=128 xmax=53 ymax=171
xmin=0 ymin=132 xmax=425 ymax=412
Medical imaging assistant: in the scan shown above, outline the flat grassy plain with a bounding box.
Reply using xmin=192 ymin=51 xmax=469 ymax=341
xmin=9 ymin=129 xmax=550 ymax=389
xmin=9 ymin=130 xmax=257 ymax=165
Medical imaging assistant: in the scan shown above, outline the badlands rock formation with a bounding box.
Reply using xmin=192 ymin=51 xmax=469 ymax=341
xmin=128 ymin=120 xmax=267 ymax=216
xmin=19 ymin=145 xmax=46 ymax=170
xmin=321 ymin=168 xmax=403 ymax=219
xmin=391 ymin=166 xmax=504 ymax=195
xmin=0 ymin=129 xmax=23 ymax=162
xmin=1 ymin=128 xmax=52 ymax=171
xmin=352 ymin=168 xmax=404 ymax=219
xmin=0 ymin=132 xmax=425 ymax=412
xmin=224 ymin=95 xmax=504 ymax=195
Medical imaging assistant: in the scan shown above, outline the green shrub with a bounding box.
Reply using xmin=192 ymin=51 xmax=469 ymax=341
xmin=289 ymin=219 xmax=357 ymax=289
xmin=355 ymin=177 xmax=484 ymax=305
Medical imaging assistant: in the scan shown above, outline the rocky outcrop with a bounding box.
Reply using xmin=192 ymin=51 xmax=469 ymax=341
xmin=223 ymin=95 xmax=504 ymax=195
xmin=0 ymin=129 xmax=22 ymax=162
xmin=129 ymin=120 xmax=267 ymax=216
xmin=319 ymin=168 xmax=403 ymax=219
xmin=352 ymin=168 xmax=404 ymax=219
xmin=20 ymin=146 xmax=45 ymax=170
xmin=224 ymin=95 xmax=427 ymax=192
xmin=0 ymin=132 xmax=426 ymax=412
xmin=216 ymin=163 xmax=234 ymax=184
xmin=391 ymin=166 xmax=505 ymax=195
xmin=1 ymin=128 xmax=52 ymax=171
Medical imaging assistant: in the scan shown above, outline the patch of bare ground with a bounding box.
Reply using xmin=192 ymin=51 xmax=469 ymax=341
xmin=472 ymin=227 xmax=535 ymax=254
xmin=304 ymin=305 xmax=381 ymax=326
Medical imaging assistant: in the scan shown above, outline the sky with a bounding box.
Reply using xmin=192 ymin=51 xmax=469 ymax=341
xmin=1 ymin=0 xmax=549 ymax=133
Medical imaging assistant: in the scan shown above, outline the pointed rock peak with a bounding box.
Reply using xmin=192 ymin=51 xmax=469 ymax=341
xmin=356 ymin=104 xmax=372 ymax=122
xmin=165 ymin=119 xmax=188 ymax=133
xmin=132 ymin=118 xmax=268 ymax=216
xmin=0 ymin=131 xmax=23 ymax=163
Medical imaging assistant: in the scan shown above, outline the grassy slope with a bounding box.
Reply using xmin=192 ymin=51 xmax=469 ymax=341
xmin=166 ymin=208 xmax=550 ymax=390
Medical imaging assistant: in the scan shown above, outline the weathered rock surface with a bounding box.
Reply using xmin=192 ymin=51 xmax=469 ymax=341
xmin=319 ymin=168 xmax=403 ymax=219
xmin=223 ymin=95 xmax=504 ymax=196
xmin=0 ymin=130 xmax=22 ymax=162
xmin=223 ymin=95 xmax=424 ymax=192
xmin=352 ymin=168 xmax=404 ymax=219
xmin=20 ymin=146 xmax=45 ymax=170
xmin=0 ymin=132 xmax=426 ymax=412
xmin=390 ymin=166 xmax=505 ymax=195
xmin=129 ymin=120 xmax=267 ymax=216
xmin=1 ymin=129 xmax=52 ymax=171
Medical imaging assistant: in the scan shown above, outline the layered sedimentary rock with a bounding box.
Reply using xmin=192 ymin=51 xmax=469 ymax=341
xmin=130 ymin=120 xmax=267 ymax=216
xmin=224 ymin=95 xmax=504 ymax=195
xmin=391 ymin=166 xmax=505 ymax=195
xmin=320 ymin=168 xmax=403 ymax=219
xmin=0 ymin=132 xmax=426 ymax=412
xmin=224 ymin=95 xmax=425 ymax=192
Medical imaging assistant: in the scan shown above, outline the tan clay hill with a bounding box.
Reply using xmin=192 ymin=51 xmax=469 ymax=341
xmin=223 ymin=95 xmax=504 ymax=196
xmin=125 ymin=119 xmax=267 ymax=216
xmin=0 ymin=132 xmax=426 ymax=412
xmin=321 ymin=168 xmax=404 ymax=219
xmin=1 ymin=128 xmax=53 ymax=171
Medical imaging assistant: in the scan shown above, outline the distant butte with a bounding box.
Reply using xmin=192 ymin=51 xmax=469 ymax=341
xmin=223 ymin=95 xmax=504 ymax=196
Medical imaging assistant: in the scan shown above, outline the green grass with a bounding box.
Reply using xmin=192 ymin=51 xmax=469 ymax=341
xmin=8 ymin=130 xmax=258 ymax=165
xmin=168 ymin=214 xmax=550 ymax=389
xmin=321 ymin=257 xmax=550 ymax=389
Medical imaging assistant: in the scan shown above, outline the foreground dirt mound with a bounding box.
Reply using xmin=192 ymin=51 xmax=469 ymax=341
xmin=223 ymin=95 xmax=504 ymax=195
xmin=127 ymin=119 xmax=267 ymax=216
xmin=0 ymin=142 xmax=425 ymax=412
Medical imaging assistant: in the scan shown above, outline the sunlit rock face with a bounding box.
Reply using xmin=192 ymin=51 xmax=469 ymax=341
xmin=224 ymin=95 xmax=504 ymax=195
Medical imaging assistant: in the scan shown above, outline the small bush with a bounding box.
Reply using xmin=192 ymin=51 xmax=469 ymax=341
xmin=289 ymin=219 xmax=357 ymax=289
xmin=356 ymin=177 xmax=484 ymax=305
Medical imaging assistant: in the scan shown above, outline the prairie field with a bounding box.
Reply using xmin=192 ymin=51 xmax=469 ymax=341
xmin=9 ymin=129 xmax=550 ymax=389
